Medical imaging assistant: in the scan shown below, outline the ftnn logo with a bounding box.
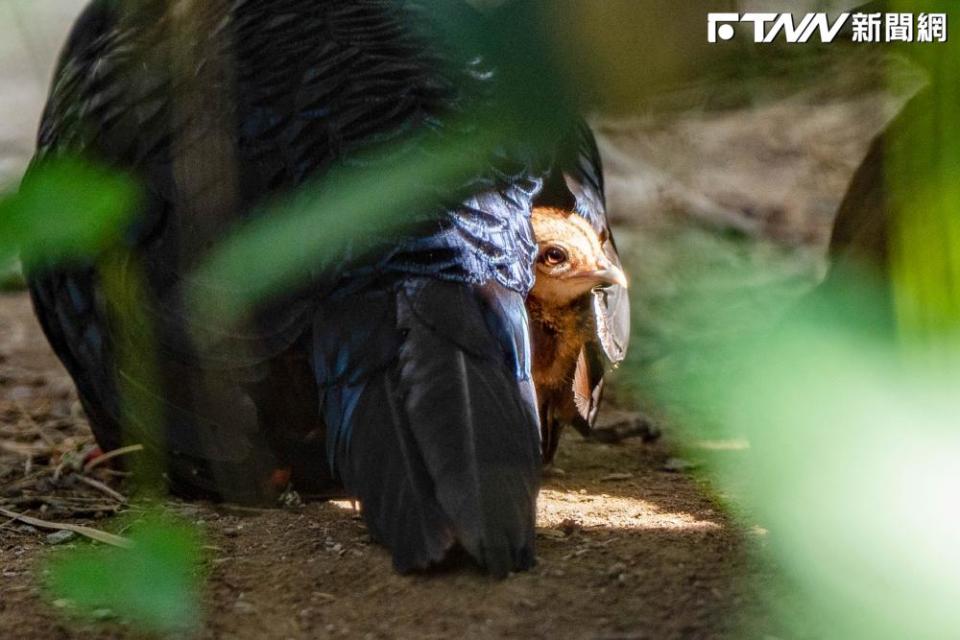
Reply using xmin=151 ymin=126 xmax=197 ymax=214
xmin=708 ymin=12 xmax=849 ymax=43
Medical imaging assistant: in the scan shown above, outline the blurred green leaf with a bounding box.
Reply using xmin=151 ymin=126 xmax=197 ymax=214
xmin=0 ymin=257 xmax=24 ymax=291
xmin=639 ymin=259 xmax=960 ymax=638
xmin=188 ymin=122 xmax=507 ymax=325
xmin=730 ymin=292 xmax=960 ymax=639
xmin=887 ymin=0 xmax=960 ymax=355
xmin=0 ymin=158 xmax=137 ymax=265
xmin=46 ymin=514 xmax=203 ymax=634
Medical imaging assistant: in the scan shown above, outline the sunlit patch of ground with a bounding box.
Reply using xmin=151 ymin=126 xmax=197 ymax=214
xmin=328 ymin=483 xmax=724 ymax=532
xmin=537 ymin=488 xmax=720 ymax=531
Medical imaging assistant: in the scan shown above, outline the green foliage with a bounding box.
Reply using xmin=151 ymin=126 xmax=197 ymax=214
xmin=887 ymin=56 xmax=960 ymax=354
xmin=633 ymin=254 xmax=960 ymax=638
xmin=46 ymin=513 xmax=203 ymax=635
xmin=0 ymin=155 xmax=191 ymax=630
xmin=0 ymin=258 xmax=24 ymax=291
xmin=730 ymin=287 xmax=960 ymax=638
xmin=0 ymin=158 xmax=137 ymax=266
xmin=188 ymin=126 xmax=501 ymax=325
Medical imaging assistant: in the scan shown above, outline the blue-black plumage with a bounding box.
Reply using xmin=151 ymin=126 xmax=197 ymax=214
xmin=24 ymin=0 xmax=564 ymax=575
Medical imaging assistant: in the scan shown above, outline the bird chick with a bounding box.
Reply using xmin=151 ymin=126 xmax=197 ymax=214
xmin=527 ymin=206 xmax=628 ymax=462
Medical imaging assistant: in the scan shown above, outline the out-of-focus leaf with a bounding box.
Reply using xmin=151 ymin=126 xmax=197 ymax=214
xmin=188 ymin=122 xmax=506 ymax=325
xmin=0 ymin=158 xmax=137 ymax=265
xmin=0 ymin=258 xmax=24 ymax=291
xmin=886 ymin=33 xmax=960 ymax=354
xmin=639 ymin=256 xmax=960 ymax=638
xmin=46 ymin=513 xmax=202 ymax=634
xmin=727 ymin=286 xmax=960 ymax=639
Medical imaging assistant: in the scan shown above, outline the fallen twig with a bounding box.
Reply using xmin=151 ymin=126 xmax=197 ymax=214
xmin=82 ymin=444 xmax=144 ymax=473
xmin=0 ymin=506 xmax=132 ymax=548
xmin=75 ymin=475 xmax=127 ymax=504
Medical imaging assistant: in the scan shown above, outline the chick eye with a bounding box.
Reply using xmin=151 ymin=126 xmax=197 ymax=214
xmin=541 ymin=246 xmax=568 ymax=266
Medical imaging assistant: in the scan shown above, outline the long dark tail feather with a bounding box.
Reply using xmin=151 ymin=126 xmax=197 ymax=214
xmin=338 ymin=373 xmax=458 ymax=572
xmin=396 ymin=285 xmax=540 ymax=576
xmin=317 ymin=279 xmax=541 ymax=576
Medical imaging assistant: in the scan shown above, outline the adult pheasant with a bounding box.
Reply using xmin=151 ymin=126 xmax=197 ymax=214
xmin=25 ymin=0 xmax=569 ymax=576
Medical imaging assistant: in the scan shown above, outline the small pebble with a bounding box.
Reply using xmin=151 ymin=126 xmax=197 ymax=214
xmin=234 ymin=599 xmax=257 ymax=614
xmin=46 ymin=530 xmax=76 ymax=545
xmin=279 ymin=488 xmax=304 ymax=508
xmin=9 ymin=386 xmax=33 ymax=400
xmin=661 ymin=457 xmax=699 ymax=473
xmin=600 ymin=472 xmax=634 ymax=482
xmin=558 ymin=519 xmax=581 ymax=536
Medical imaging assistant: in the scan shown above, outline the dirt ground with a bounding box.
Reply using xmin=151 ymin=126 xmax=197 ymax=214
xmin=0 ymin=292 xmax=772 ymax=640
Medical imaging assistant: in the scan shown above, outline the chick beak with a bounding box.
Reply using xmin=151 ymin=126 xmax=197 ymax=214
xmin=586 ymin=258 xmax=628 ymax=289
